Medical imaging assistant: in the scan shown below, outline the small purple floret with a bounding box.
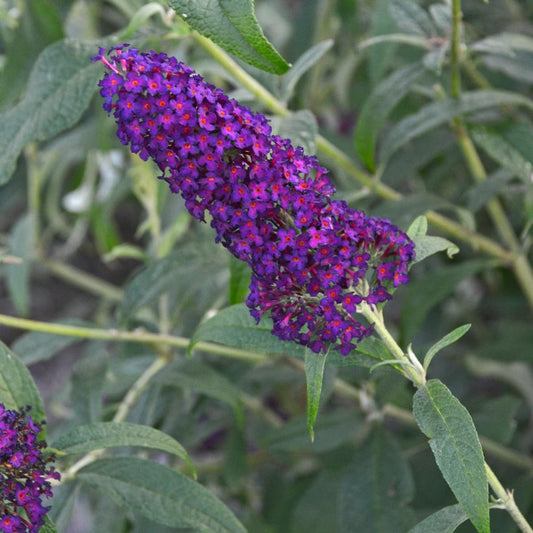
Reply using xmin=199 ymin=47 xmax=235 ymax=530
xmin=95 ymin=46 xmax=416 ymax=355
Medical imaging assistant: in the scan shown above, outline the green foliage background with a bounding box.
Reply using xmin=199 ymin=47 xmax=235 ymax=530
xmin=1 ymin=0 xmax=533 ymax=532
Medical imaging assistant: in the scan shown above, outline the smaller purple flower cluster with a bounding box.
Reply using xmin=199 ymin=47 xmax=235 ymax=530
xmin=0 ymin=404 xmax=60 ymax=533
xmin=95 ymin=46 xmax=415 ymax=355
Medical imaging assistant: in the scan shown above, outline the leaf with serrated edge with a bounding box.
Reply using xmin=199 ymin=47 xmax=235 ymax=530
xmin=408 ymin=504 xmax=467 ymax=533
xmin=51 ymin=422 xmax=196 ymax=477
xmin=78 ymin=457 xmax=246 ymax=532
xmin=413 ymin=380 xmax=489 ymax=533
xmin=169 ymin=0 xmax=289 ymax=74
xmin=423 ymin=325 xmax=471 ymax=371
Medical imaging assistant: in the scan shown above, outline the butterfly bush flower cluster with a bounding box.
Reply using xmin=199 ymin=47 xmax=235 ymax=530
xmin=94 ymin=46 xmax=415 ymax=355
xmin=0 ymin=404 xmax=59 ymax=533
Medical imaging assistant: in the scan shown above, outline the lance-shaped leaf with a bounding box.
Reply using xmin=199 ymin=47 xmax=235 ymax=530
xmin=51 ymin=422 xmax=196 ymax=477
xmin=339 ymin=425 xmax=416 ymax=532
xmin=304 ymin=348 xmax=328 ymax=441
xmin=379 ymin=90 xmax=533 ymax=166
xmin=0 ymin=342 xmax=44 ymax=422
xmin=169 ymin=0 xmax=289 ymax=74
xmin=355 ymin=62 xmax=426 ymax=171
xmin=78 ymin=457 xmax=246 ymax=532
xmin=413 ymin=380 xmax=489 ymax=533
xmin=0 ymin=39 xmax=102 ymax=184
xmin=408 ymin=504 xmax=468 ymax=533
xmin=423 ymin=324 xmax=471 ymax=371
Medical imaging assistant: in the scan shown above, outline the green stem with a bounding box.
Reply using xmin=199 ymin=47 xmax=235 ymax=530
xmin=450 ymin=0 xmax=462 ymax=99
xmin=0 ymin=312 xmax=267 ymax=363
xmin=462 ymin=58 xmax=492 ymax=90
xmin=360 ymin=305 xmax=426 ymax=387
xmin=486 ymin=463 xmax=533 ymax=533
xmin=2 ymin=309 xmax=530 ymax=472
xmin=25 ymin=144 xmax=42 ymax=252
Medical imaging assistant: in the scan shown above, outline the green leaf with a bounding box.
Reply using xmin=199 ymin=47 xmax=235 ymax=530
xmin=374 ymin=192 xmax=449 ymax=228
xmin=389 ymin=0 xmax=436 ymax=36
xmin=471 ymin=125 xmax=533 ymax=183
xmin=12 ymin=319 xmax=88 ymax=365
xmin=49 ymin=482 xmax=78 ymax=533
xmin=482 ymin=53 xmax=533 ymax=84
xmin=473 ymin=395 xmax=521 ymax=444
xmin=262 ymin=410 xmax=364 ymax=453
xmin=70 ymin=348 xmax=108 ymax=424
xmin=6 ymin=214 xmax=35 ymax=316
xmin=280 ymin=40 xmax=334 ymax=102
xmin=304 ymin=348 xmax=328 ymax=441
xmin=411 ymin=235 xmax=459 ymax=264
xmin=276 ymin=110 xmax=318 ymax=155
xmin=339 ymin=425 xmax=416 ymax=533
xmin=408 ymin=504 xmax=468 ymax=533
xmin=401 ymin=260 xmax=494 ymax=341
xmin=191 ymin=304 xmax=391 ymax=367
xmin=413 ymin=380 xmax=489 ymax=533
xmin=472 ymin=32 xmax=533 ymax=56
xmin=367 ymin=0 xmax=398 ymax=83
xmin=291 ymin=470 xmax=344 ymax=533
xmin=0 ymin=39 xmax=102 ymax=183
xmin=0 ymin=342 xmax=45 ymax=421
xmin=40 ymin=516 xmax=59 ymax=533
xmin=154 ymin=359 xmax=243 ymax=424
xmin=78 ymin=457 xmax=246 ymax=532
xmin=118 ymin=241 xmax=226 ymax=323
xmin=407 ymin=215 xmax=428 ymax=237
xmin=189 ymin=303 xmax=306 ymax=358
xmin=355 ymin=63 xmax=426 ymax=171
xmin=168 ymin=0 xmax=289 ymax=74
xmin=359 ymin=33 xmax=429 ymax=51
xmin=51 ymin=421 xmax=195 ymax=477
xmin=379 ymin=90 xmax=533 ymax=166
xmin=104 ymin=244 xmax=149 ymax=263
xmin=228 ymin=256 xmax=251 ymax=305
xmin=120 ymin=3 xmax=166 ymax=40
xmin=0 ymin=0 xmax=63 ymax=111
xmin=465 ymin=170 xmax=514 ymax=213
xmin=329 ymin=336 xmax=393 ymax=368
xmin=423 ymin=324 xmax=471 ymax=371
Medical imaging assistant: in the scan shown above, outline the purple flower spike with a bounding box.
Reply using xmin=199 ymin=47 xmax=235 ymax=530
xmin=0 ymin=404 xmax=60 ymax=533
xmin=95 ymin=46 xmax=416 ymax=355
